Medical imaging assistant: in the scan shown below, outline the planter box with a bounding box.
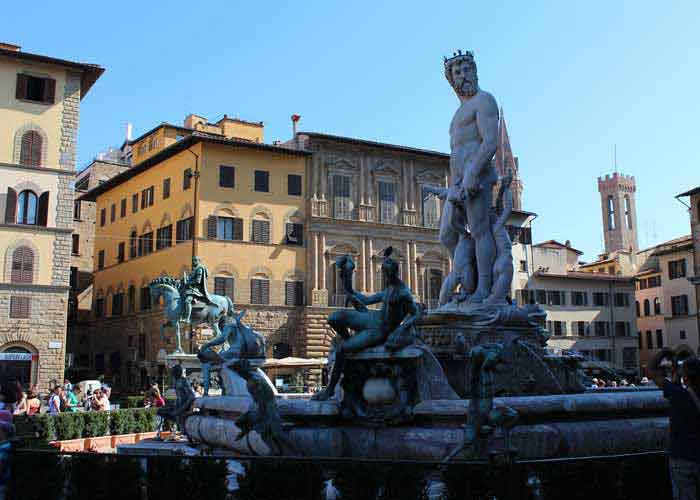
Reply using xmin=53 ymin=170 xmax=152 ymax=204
xmin=134 ymin=431 xmax=158 ymax=442
xmin=158 ymin=431 xmax=172 ymax=440
xmin=49 ymin=438 xmax=86 ymax=452
xmin=111 ymin=433 xmax=137 ymax=447
xmin=85 ymin=435 xmax=113 ymax=451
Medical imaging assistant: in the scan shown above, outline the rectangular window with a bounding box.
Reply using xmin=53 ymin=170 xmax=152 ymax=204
xmin=110 ymin=203 xmax=116 ymax=223
xmin=646 ymin=331 xmax=653 ymax=349
xmin=548 ymin=320 xmax=565 ymax=336
xmin=655 ymin=329 xmax=664 ymax=348
xmin=535 ymin=290 xmax=547 ymax=305
xmin=680 ymin=330 xmax=687 ymax=340
xmin=614 ymin=293 xmax=630 ymax=307
xmin=421 ymin=186 xmax=441 ymax=228
xmin=285 ymin=281 xmax=304 ymax=306
xmin=112 ymin=293 xmax=124 ymax=316
xmin=215 ymin=217 xmax=243 ymax=241
xmin=547 ymin=290 xmax=565 ymax=306
xmin=378 ymin=181 xmax=397 ymax=224
xmin=574 ymin=321 xmax=588 ymax=336
xmin=219 ymin=166 xmax=235 ymax=188
xmin=251 ymin=220 xmax=270 ymax=244
xmin=9 ymin=296 xmax=30 ymax=319
xmin=671 ymin=295 xmax=689 ymax=316
xmin=285 ymin=223 xmax=304 ymax=246
xmin=176 ymin=218 xmax=193 ymax=242
xmin=72 ymin=234 xmax=80 ymax=255
xmin=593 ymin=292 xmax=609 ymax=306
xmin=140 ymin=287 xmax=152 ymax=311
xmin=120 ymin=198 xmax=127 ymax=218
xmin=648 ymin=275 xmax=661 ymax=288
xmin=16 ymin=74 xmax=55 ymax=104
xmin=97 ymin=250 xmax=105 ymax=270
xmin=519 ymin=260 xmax=528 ymax=273
xmin=163 ymin=178 xmax=171 ymax=199
xmin=70 ymin=267 xmax=78 ymax=288
xmin=594 ymin=321 xmax=609 ymax=337
xmin=250 ymin=279 xmax=270 ymax=305
xmin=622 ymin=348 xmax=637 ymax=369
xmin=132 ymin=193 xmax=139 ymax=213
xmin=140 ymin=232 xmax=154 ymax=256
xmin=669 ymin=259 xmax=687 ymax=280
xmin=117 ymin=242 xmax=125 ymax=263
xmin=214 ymin=277 xmax=234 ymax=300
xmin=332 ymin=175 xmax=352 ymax=219
xmin=74 ymin=200 xmax=81 ymax=220
xmin=288 ymin=174 xmax=302 ymax=196
xmin=95 ymin=298 xmax=105 ymax=318
xmin=183 ymin=168 xmax=192 ymax=190
xmin=615 ymin=321 xmax=630 ymax=337
xmin=254 ymin=170 xmax=269 ymax=192
xmin=156 ymin=225 xmax=173 ymax=250
xmin=99 ymin=208 xmax=106 ymax=227
xmin=571 ymin=291 xmax=588 ymax=306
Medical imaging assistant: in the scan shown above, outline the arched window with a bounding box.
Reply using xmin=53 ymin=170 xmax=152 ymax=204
xmin=11 ymin=246 xmax=34 ymax=283
xmin=20 ymin=131 xmax=42 ymax=166
xmin=635 ymin=300 xmax=640 ymax=317
xmin=654 ymin=297 xmax=661 ymax=315
xmin=607 ymin=195 xmax=616 ymax=230
xmin=129 ymin=231 xmax=138 ymax=258
xmin=17 ymin=190 xmax=37 ymax=225
xmin=643 ymin=299 xmax=650 ymax=316
xmin=624 ymin=195 xmax=632 ymax=229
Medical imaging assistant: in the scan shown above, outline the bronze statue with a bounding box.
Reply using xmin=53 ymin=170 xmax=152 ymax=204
xmin=158 ymin=364 xmax=195 ymax=435
xmin=312 ymin=248 xmax=421 ymax=401
xmin=182 ymin=256 xmax=213 ymax=324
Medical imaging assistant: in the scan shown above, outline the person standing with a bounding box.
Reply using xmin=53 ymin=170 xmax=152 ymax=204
xmin=47 ymin=386 xmax=62 ymax=415
xmin=649 ymin=349 xmax=700 ymax=500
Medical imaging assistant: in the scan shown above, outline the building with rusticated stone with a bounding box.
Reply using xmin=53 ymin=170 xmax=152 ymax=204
xmin=0 ymin=42 xmax=102 ymax=389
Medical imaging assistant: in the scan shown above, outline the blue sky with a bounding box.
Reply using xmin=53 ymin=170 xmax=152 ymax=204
xmin=5 ymin=1 xmax=698 ymax=260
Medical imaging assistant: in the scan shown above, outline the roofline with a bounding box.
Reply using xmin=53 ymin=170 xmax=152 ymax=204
xmin=532 ymin=240 xmax=584 ymax=255
xmin=128 ymin=123 xmax=197 ymax=146
xmin=298 ymin=132 xmax=449 ymax=160
xmin=533 ymin=271 xmax=635 ymax=283
xmin=651 ymin=242 xmax=693 ymax=257
xmin=676 ymin=186 xmax=700 ymax=198
xmin=79 ymin=133 xmax=310 ymax=201
xmin=578 ymin=258 xmax=613 ymax=267
xmin=0 ymin=47 xmax=104 ymax=98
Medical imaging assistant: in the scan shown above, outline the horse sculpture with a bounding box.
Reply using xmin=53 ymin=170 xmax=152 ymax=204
xmin=197 ymin=309 xmax=266 ymax=396
xmin=149 ymin=276 xmax=235 ymax=353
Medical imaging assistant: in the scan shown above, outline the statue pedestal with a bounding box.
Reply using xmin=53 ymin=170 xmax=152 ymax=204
xmin=339 ymin=344 xmax=458 ymax=425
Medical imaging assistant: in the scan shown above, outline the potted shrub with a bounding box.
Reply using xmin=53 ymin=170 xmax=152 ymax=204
xmin=51 ymin=413 xmax=86 ymax=452
xmin=83 ymin=412 xmax=112 ymax=450
xmin=110 ymin=409 xmax=137 ymax=447
xmin=133 ymin=408 xmax=159 ymax=441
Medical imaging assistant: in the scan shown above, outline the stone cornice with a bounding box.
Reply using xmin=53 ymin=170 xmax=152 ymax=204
xmin=0 ymin=161 xmax=72 ymax=176
xmin=310 ymin=216 xmax=440 ymax=240
xmin=0 ymin=282 xmax=70 ymax=292
xmin=0 ymin=224 xmax=73 ymax=234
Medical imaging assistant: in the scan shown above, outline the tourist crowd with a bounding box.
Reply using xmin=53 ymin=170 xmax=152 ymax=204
xmin=589 ymin=376 xmax=653 ymax=389
xmin=0 ymin=379 xmax=116 ymax=416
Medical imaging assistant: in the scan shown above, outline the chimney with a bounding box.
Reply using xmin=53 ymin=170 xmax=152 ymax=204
xmin=125 ymin=122 xmax=133 ymax=142
xmin=565 ymin=240 xmax=571 ymax=248
xmin=0 ymin=42 xmax=21 ymax=52
xmin=291 ymin=114 xmax=301 ymax=137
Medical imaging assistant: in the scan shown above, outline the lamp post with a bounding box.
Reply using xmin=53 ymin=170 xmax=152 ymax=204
xmin=185 ymin=147 xmax=200 ymax=353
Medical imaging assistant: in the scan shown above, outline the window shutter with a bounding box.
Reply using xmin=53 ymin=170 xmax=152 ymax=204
xmin=262 ymin=221 xmax=270 ymax=243
xmin=251 ymin=280 xmax=260 ymax=304
xmin=285 ymin=281 xmax=295 ymax=305
xmin=5 ymin=188 xmax=17 ymax=223
xmin=15 ymin=74 xmax=28 ymax=100
xmin=43 ymin=78 xmax=56 ymax=104
xmin=261 ymin=279 xmax=270 ymax=304
xmin=233 ymin=218 xmax=243 ymax=240
xmin=36 ymin=191 xmax=49 ymax=226
xmin=207 ymin=216 xmax=218 ymax=239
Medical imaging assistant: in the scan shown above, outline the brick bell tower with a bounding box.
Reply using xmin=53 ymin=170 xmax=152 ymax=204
xmin=598 ymin=172 xmax=639 ymax=253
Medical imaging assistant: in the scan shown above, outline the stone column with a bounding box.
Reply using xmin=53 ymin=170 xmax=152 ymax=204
xmin=368 ymin=238 xmax=374 ymax=292
xmin=359 ymin=237 xmax=366 ymax=292
xmin=312 ymin=232 xmax=319 ymax=289
xmin=320 ymin=233 xmax=327 ymax=290
xmin=409 ymin=161 xmax=416 ymax=211
xmin=411 ymin=241 xmax=419 ymax=295
xmin=319 ymin=150 xmax=327 ymax=201
xmin=359 ymin=157 xmax=366 ymax=206
xmin=402 ymin=160 xmax=409 ymax=211
xmin=404 ymin=240 xmax=412 ymax=290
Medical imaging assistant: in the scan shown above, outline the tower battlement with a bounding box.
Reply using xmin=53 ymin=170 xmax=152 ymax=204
xmin=598 ymin=173 xmax=636 ymax=194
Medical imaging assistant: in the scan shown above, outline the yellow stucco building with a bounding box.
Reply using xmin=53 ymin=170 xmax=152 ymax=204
xmin=82 ymin=116 xmax=309 ymax=388
xmin=0 ymin=42 xmax=102 ymax=389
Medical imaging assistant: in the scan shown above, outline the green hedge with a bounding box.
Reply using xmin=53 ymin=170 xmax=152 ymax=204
xmin=16 ymin=408 xmax=160 ymax=445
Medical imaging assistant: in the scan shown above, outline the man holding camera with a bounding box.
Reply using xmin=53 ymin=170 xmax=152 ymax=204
xmin=649 ymin=349 xmax=700 ymax=500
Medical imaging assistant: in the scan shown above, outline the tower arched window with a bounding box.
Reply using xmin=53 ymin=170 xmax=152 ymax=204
xmin=654 ymin=297 xmax=661 ymax=315
xmin=624 ymin=195 xmax=632 ymax=229
xmin=11 ymin=246 xmax=34 ymax=283
xmin=17 ymin=190 xmax=37 ymax=225
xmin=20 ymin=130 xmax=42 ymax=167
xmin=643 ymin=298 xmax=650 ymax=316
xmin=607 ymin=195 xmax=616 ymax=231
